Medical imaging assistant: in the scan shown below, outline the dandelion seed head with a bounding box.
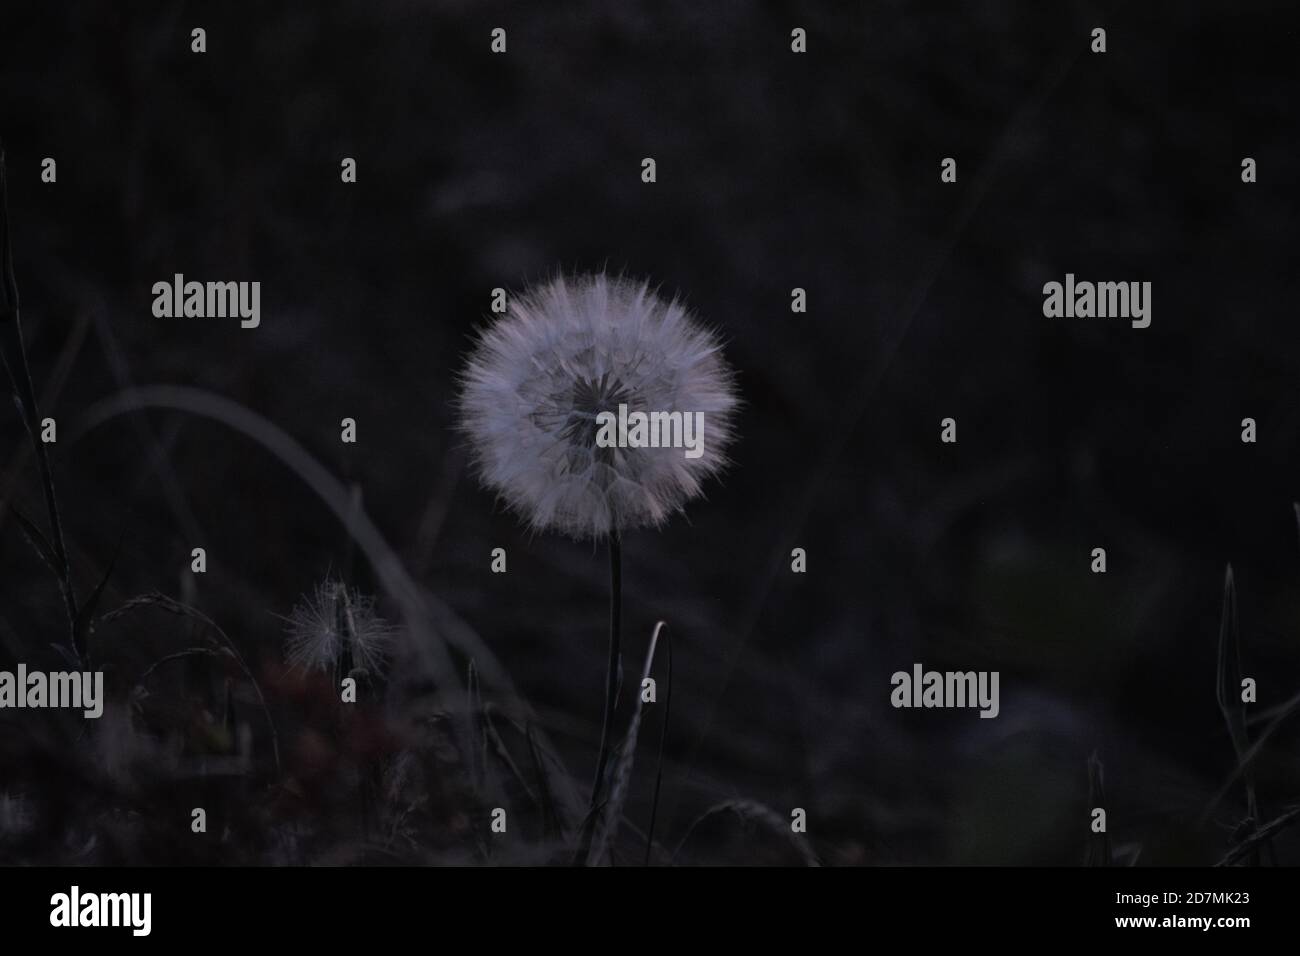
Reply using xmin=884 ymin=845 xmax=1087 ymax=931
xmin=284 ymin=580 xmax=394 ymax=676
xmin=457 ymin=272 xmax=739 ymax=539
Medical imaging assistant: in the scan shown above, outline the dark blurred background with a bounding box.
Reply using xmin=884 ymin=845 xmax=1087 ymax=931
xmin=2 ymin=0 xmax=1299 ymax=865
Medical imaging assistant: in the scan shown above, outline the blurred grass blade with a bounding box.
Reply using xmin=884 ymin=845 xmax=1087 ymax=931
xmin=1085 ymin=751 xmax=1112 ymax=867
xmin=8 ymin=502 xmax=58 ymax=574
xmin=586 ymin=620 xmax=665 ymax=865
xmin=644 ymin=622 xmax=672 ymax=865
xmin=1215 ymin=564 xmax=1268 ymax=863
xmin=1216 ymin=804 xmax=1300 ymax=867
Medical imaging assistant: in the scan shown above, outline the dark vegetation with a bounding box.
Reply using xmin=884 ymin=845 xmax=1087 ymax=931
xmin=1 ymin=1 xmax=1299 ymax=865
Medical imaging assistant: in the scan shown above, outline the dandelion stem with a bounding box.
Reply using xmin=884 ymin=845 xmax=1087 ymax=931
xmin=589 ymin=531 xmax=623 ymax=812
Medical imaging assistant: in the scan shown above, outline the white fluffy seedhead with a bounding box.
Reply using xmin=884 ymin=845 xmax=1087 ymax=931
xmin=458 ymin=272 xmax=739 ymax=540
xmin=283 ymin=580 xmax=394 ymax=677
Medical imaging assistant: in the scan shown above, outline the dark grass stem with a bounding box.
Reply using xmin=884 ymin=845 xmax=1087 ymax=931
xmin=589 ymin=531 xmax=623 ymax=811
xmin=1085 ymin=751 xmax=1112 ymax=866
xmin=0 ymin=145 xmax=80 ymax=662
xmin=644 ymin=623 xmax=672 ymax=865
xmin=1216 ymin=565 xmax=1272 ymax=864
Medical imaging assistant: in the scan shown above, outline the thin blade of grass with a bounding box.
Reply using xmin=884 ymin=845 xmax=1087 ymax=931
xmin=0 ymin=145 xmax=79 ymax=658
xmin=1215 ymin=564 xmax=1268 ymax=863
xmin=1084 ymin=750 xmax=1112 ymax=866
xmin=526 ymin=722 xmax=562 ymax=840
xmin=585 ymin=620 xmax=665 ymax=865
xmin=672 ymin=799 xmax=819 ymax=866
xmin=7 ymin=502 xmax=58 ymax=574
xmin=467 ymin=660 xmax=484 ymax=790
xmin=644 ymin=621 xmax=672 ymax=865
xmin=482 ymin=704 xmax=540 ymax=812
xmin=74 ymin=530 xmax=124 ymax=665
xmin=1201 ymin=687 xmax=1300 ymax=823
xmin=1216 ymin=804 xmax=1300 ymax=867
